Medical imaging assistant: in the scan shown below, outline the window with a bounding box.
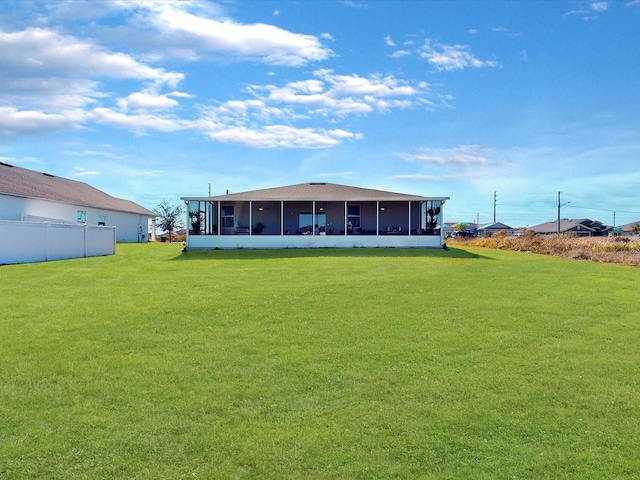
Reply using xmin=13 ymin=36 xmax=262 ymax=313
xmin=221 ymin=205 xmax=235 ymax=228
xmin=98 ymin=215 xmax=106 ymax=226
xmin=347 ymin=204 xmax=360 ymax=228
xmin=76 ymin=210 xmax=86 ymax=223
xmin=188 ymin=200 xmax=203 ymax=234
xmin=421 ymin=200 xmax=442 ymax=234
xmin=187 ymin=200 xmax=217 ymax=235
xmin=299 ymin=212 xmax=326 ymax=234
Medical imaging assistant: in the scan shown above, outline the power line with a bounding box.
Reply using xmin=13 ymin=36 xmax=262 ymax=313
xmin=567 ymin=204 xmax=640 ymax=215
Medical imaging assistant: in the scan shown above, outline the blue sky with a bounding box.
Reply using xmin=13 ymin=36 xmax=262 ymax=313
xmin=1 ymin=0 xmax=639 ymax=228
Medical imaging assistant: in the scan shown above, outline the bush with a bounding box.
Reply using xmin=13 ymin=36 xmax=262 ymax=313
xmin=448 ymin=234 xmax=640 ymax=266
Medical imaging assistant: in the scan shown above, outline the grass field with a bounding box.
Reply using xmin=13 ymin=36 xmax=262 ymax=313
xmin=1 ymin=243 xmax=639 ymax=479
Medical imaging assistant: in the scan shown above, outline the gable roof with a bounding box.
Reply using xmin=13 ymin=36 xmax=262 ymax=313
xmin=618 ymin=221 xmax=640 ymax=232
xmin=183 ymin=182 xmax=449 ymax=202
xmin=0 ymin=162 xmax=155 ymax=217
xmin=478 ymin=222 xmax=513 ymax=230
xmin=528 ymin=219 xmax=605 ymax=234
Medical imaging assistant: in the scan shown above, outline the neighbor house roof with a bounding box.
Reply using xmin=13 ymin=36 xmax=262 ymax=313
xmin=618 ymin=221 xmax=640 ymax=232
xmin=478 ymin=222 xmax=512 ymax=230
xmin=528 ymin=219 xmax=605 ymax=234
xmin=183 ymin=182 xmax=449 ymax=202
xmin=0 ymin=162 xmax=155 ymax=216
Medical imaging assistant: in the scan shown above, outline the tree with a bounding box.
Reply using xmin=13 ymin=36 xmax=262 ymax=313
xmin=632 ymin=223 xmax=640 ymax=235
xmin=424 ymin=204 xmax=441 ymax=234
xmin=154 ymin=200 xmax=184 ymax=243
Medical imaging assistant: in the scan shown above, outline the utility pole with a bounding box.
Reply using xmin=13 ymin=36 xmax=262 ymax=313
xmin=493 ymin=191 xmax=497 ymax=223
xmin=557 ymin=192 xmax=570 ymax=234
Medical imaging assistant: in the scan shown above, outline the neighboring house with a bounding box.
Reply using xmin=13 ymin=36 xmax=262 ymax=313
xmin=477 ymin=222 xmax=514 ymax=236
xmin=0 ymin=162 xmax=156 ymax=242
xmin=443 ymin=222 xmax=479 ymax=238
xmin=160 ymin=229 xmax=187 ymax=242
xmin=615 ymin=221 xmax=640 ymax=237
xmin=528 ymin=219 xmax=609 ymax=236
xmin=181 ymin=182 xmax=449 ymax=249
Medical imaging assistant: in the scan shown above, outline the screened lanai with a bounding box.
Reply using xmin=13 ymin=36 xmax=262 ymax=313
xmin=181 ymin=182 xmax=449 ymax=249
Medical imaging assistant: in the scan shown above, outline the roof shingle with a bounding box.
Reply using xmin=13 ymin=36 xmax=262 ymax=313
xmin=184 ymin=182 xmax=448 ymax=202
xmin=0 ymin=162 xmax=154 ymax=216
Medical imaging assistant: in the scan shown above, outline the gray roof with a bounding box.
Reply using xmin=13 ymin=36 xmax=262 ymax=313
xmin=478 ymin=222 xmax=513 ymax=230
xmin=618 ymin=221 xmax=640 ymax=231
xmin=183 ymin=182 xmax=449 ymax=202
xmin=0 ymin=162 xmax=155 ymax=217
xmin=528 ymin=219 xmax=603 ymax=234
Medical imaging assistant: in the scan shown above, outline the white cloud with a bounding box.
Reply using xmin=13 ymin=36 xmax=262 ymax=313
xmin=0 ymin=27 xmax=184 ymax=113
xmin=385 ymin=35 xmax=395 ymax=46
xmin=202 ymin=124 xmax=362 ymax=149
xmin=396 ymin=145 xmax=493 ymax=166
xmin=0 ymin=6 xmax=434 ymax=149
xmin=118 ymin=92 xmax=179 ymax=112
xmin=188 ymin=68 xmax=431 ymax=148
xmin=0 ymin=28 xmax=182 ymax=86
xmin=391 ymin=50 xmax=411 ymax=58
xmin=90 ymin=108 xmax=188 ymax=134
xmin=0 ymin=107 xmax=84 ymax=140
xmin=565 ymin=2 xmax=610 ymax=19
xmin=492 ymin=26 xmax=523 ymax=38
xmin=338 ymin=1 xmax=369 ymax=8
xmin=73 ymin=166 xmax=101 ymax=177
xmin=419 ymin=40 xmax=499 ymax=71
xmin=247 ymin=70 xmax=427 ymax=118
xmin=590 ymin=2 xmax=609 ymax=12
xmin=129 ymin=2 xmax=332 ymax=66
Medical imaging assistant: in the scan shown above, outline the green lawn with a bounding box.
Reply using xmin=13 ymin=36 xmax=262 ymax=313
xmin=1 ymin=244 xmax=639 ymax=479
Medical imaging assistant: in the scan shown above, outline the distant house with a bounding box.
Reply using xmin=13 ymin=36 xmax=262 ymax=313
xmin=181 ymin=182 xmax=449 ymax=249
xmin=0 ymin=162 xmax=156 ymax=242
xmin=160 ymin=229 xmax=187 ymax=242
xmin=443 ymin=222 xmax=478 ymax=238
xmin=477 ymin=222 xmax=514 ymax=236
xmin=528 ymin=219 xmax=609 ymax=237
xmin=616 ymin=221 xmax=640 ymax=237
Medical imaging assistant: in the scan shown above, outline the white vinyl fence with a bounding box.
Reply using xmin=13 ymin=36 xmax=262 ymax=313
xmin=0 ymin=220 xmax=116 ymax=265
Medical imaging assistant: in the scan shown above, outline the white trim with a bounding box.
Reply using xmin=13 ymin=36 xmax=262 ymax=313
xmin=187 ymin=234 xmax=443 ymax=250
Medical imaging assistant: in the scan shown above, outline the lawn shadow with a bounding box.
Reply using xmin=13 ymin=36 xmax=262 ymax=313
xmin=170 ymin=246 xmax=488 ymax=261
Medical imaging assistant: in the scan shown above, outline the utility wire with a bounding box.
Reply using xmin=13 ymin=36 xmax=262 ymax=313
xmin=567 ymin=205 xmax=640 ymax=215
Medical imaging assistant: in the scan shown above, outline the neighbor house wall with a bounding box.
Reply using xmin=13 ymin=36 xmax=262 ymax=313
xmin=0 ymin=194 xmax=150 ymax=242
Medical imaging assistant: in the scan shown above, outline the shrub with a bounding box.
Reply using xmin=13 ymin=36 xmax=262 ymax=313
xmin=448 ymin=234 xmax=640 ymax=266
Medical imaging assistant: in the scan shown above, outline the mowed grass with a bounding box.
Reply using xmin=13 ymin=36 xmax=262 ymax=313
xmin=1 ymin=244 xmax=639 ymax=479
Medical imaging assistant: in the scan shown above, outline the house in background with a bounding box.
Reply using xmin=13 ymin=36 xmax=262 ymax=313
xmin=527 ymin=219 xmax=610 ymax=236
xmin=181 ymin=182 xmax=449 ymax=249
xmin=615 ymin=221 xmax=640 ymax=237
xmin=0 ymin=162 xmax=156 ymax=243
xmin=442 ymin=222 xmax=479 ymax=238
xmin=477 ymin=222 xmax=514 ymax=236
